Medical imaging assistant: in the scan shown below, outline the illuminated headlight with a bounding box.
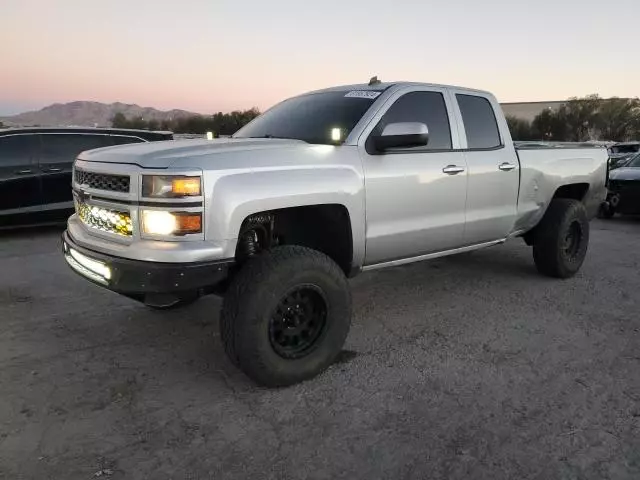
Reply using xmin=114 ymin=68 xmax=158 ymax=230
xmin=142 ymin=210 xmax=202 ymax=236
xmin=142 ymin=175 xmax=202 ymax=198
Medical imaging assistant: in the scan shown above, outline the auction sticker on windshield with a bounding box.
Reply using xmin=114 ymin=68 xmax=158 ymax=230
xmin=344 ymin=91 xmax=382 ymax=99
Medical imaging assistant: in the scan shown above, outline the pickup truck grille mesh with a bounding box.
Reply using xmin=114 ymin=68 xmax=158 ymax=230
xmin=75 ymin=200 xmax=133 ymax=236
xmin=75 ymin=169 xmax=130 ymax=193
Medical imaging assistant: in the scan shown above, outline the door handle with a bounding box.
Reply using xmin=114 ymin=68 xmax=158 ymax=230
xmin=442 ymin=165 xmax=465 ymax=175
xmin=15 ymin=169 xmax=33 ymax=175
xmin=499 ymin=162 xmax=517 ymax=171
xmin=44 ymin=167 xmax=62 ymax=172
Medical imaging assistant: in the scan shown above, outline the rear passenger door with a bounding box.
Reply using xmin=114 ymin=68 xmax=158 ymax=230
xmin=37 ymin=133 xmax=111 ymax=209
xmin=451 ymin=92 xmax=520 ymax=244
xmin=0 ymin=134 xmax=42 ymax=215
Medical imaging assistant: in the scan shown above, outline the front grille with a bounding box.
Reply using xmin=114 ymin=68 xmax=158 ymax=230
xmin=75 ymin=169 xmax=130 ymax=193
xmin=75 ymin=200 xmax=133 ymax=236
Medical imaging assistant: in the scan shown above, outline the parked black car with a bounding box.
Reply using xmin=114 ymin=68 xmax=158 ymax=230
xmin=0 ymin=127 xmax=173 ymax=227
xmin=608 ymin=142 xmax=640 ymax=169
xmin=601 ymin=152 xmax=640 ymax=218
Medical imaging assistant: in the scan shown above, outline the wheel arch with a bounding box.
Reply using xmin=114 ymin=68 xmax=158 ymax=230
xmin=208 ymin=167 xmax=365 ymax=272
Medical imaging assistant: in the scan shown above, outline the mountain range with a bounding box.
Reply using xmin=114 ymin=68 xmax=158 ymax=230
xmin=0 ymin=101 xmax=200 ymax=127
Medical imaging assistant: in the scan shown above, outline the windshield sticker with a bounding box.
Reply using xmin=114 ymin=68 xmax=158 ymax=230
xmin=344 ymin=91 xmax=382 ymax=99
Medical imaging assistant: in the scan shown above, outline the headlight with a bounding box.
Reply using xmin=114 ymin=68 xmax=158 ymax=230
xmin=142 ymin=175 xmax=201 ymax=198
xmin=142 ymin=210 xmax=202 ymax=236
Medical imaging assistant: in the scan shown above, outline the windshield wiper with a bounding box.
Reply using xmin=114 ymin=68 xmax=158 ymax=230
xmin=244 ymin=134 xmax=296 ymax=140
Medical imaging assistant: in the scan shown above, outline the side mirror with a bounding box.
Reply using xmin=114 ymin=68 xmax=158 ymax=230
xmin=373 ymin=122 xmax=429 ymax=151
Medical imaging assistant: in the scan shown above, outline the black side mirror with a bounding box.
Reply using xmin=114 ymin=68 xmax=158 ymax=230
xmin=373 ymin=122 xmax=429 ymax=151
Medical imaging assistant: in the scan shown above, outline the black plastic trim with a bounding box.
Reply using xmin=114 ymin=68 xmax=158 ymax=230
xmin=367 ymin=145 xmax=506 ymax=156
xmin=62 ymin=230 xmax=232 ymax=296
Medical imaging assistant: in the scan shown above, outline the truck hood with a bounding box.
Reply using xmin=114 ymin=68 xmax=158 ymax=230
xmin=610 ymin=167 xmax=640 ymax=181
xmin=77 ymin=138 xmax=311 ymax=169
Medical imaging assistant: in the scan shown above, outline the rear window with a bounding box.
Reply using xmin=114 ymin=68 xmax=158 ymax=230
xmin=610 ymin=144 xmax=639 ymax=154
xmin=456 ymin=94 xmax=502 ymax=149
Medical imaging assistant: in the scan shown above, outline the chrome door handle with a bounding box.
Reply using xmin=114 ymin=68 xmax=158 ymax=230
xmin=442 ymin=165 xmax=465 ymax=175
xmin=499 ymin=162 xmax=517 ymax=171
xmin=15 ymin=169 xmax=33 ymax=175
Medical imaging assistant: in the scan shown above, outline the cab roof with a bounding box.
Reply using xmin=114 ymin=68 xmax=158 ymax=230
xmin=307 ymin=81 xmax=493 ymax=97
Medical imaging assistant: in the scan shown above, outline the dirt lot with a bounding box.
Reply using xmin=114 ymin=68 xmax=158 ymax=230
xmin=1 ymin=218 xmax=639 ymax=480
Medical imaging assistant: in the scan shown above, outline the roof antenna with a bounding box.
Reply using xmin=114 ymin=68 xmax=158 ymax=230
xmin=368 ymin=76 xmax=381 ymax=86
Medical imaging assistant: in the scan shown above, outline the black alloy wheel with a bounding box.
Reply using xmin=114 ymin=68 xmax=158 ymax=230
xmin=269 ymin=285 xmax=328 ymax=359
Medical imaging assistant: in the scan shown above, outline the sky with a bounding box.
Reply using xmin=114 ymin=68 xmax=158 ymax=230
xmin=1 ymin=0 xmax=639 ymax=116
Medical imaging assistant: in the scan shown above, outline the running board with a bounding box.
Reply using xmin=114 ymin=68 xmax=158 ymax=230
xmin=362 ymin=239 xmax=506 ymax=272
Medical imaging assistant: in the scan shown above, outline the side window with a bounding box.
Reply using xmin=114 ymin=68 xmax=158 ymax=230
xmin=109 ymin=136 xmax=145 ymax=146
xmin=0 ymin=135 xmax=36 ymax=166
xmin=373 ymin=91 xmax=452 ymax=151
xmin=39 ymin=134 xmax=111 ymax=163
xmin=456 ymin=94 xmax=502 ymax=149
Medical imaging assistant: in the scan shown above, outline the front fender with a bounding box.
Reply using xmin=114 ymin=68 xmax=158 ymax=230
xmin=204 ymin=166 xmax=366 ymax=267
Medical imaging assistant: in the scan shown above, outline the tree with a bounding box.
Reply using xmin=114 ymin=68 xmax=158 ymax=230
xmin=557 ymin=95 xmax=601 ymax=142
xmin=532 ymin=108 xmax=568 ymax=141
xmin=506 ymin=115 xmax=535 ymax=141
xmin=112 ymin=112 xmax=128 ymax=128
xmin=109 ymin=108 xmax=260 ymax=135
xmin=595 ymin=97 xmax=640 ymax=141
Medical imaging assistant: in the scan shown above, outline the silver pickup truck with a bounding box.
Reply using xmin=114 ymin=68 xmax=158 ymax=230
xmin=63 ymin=81 xmax=608 ymax=386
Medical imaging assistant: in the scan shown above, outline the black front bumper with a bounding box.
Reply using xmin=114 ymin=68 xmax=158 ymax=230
xmin=62 ymin=230 xmax=232 ymax=298
xmin=607 ymin=182 xmax=640 ymax=214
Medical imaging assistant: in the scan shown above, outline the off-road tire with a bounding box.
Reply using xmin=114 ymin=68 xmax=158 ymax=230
xmin=220 ymin=246 xmax=351 ymax=387
xmin=532 ymin=198 xmax=589 ymax=278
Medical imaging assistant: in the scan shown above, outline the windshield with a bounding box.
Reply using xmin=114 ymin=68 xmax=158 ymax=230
xmin=233 ymin=91 xmax=380 ymax=145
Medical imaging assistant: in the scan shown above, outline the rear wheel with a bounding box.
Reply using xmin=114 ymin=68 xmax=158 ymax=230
xmin=532 ymin=198 xmax=590 ymax=278
xmin=220 ymin=246 xmax=351 ymax=387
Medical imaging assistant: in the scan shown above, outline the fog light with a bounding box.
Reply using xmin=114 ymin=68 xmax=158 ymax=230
xmin=69 ymin=248 xmax=111 ymax=280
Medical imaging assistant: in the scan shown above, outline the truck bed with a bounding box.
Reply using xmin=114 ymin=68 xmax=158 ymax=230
xmin=512 ymin=143 xmax=609 ymax=234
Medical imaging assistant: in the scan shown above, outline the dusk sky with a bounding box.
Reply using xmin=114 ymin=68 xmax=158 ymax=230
xmin=2 ymin=0 xmax=639 ymax=116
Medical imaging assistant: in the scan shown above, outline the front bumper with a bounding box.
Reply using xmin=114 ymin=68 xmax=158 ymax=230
xmin=62 ymin=230 xmax=233 ymax=298
xmin=606 ymin=183 xmax=640 ymax=214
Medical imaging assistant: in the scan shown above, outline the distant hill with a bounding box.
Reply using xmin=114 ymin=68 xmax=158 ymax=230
xmin=0 ymin=101 xmax=200 ymax=127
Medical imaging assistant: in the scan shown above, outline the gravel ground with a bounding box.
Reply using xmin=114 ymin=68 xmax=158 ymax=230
xmin=0 ymin=218 xmax=639 ymax=480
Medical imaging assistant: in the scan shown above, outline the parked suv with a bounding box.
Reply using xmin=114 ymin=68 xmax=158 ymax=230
xmin=0 ymin=127 xmax=173 ymax=227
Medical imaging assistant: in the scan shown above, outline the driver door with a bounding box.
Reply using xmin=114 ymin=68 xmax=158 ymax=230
xmin=359 ymin=87 xmax=468 ymax=266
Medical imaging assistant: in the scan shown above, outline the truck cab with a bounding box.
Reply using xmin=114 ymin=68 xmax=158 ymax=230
xmin=62 ymin=81 xmax=608 ymax=387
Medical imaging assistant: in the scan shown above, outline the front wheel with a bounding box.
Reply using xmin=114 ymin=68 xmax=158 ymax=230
xmin=532 ymin=198 xmax=590 ymax=279
xmin=220 ymin=246 xmax=352 ymax=387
